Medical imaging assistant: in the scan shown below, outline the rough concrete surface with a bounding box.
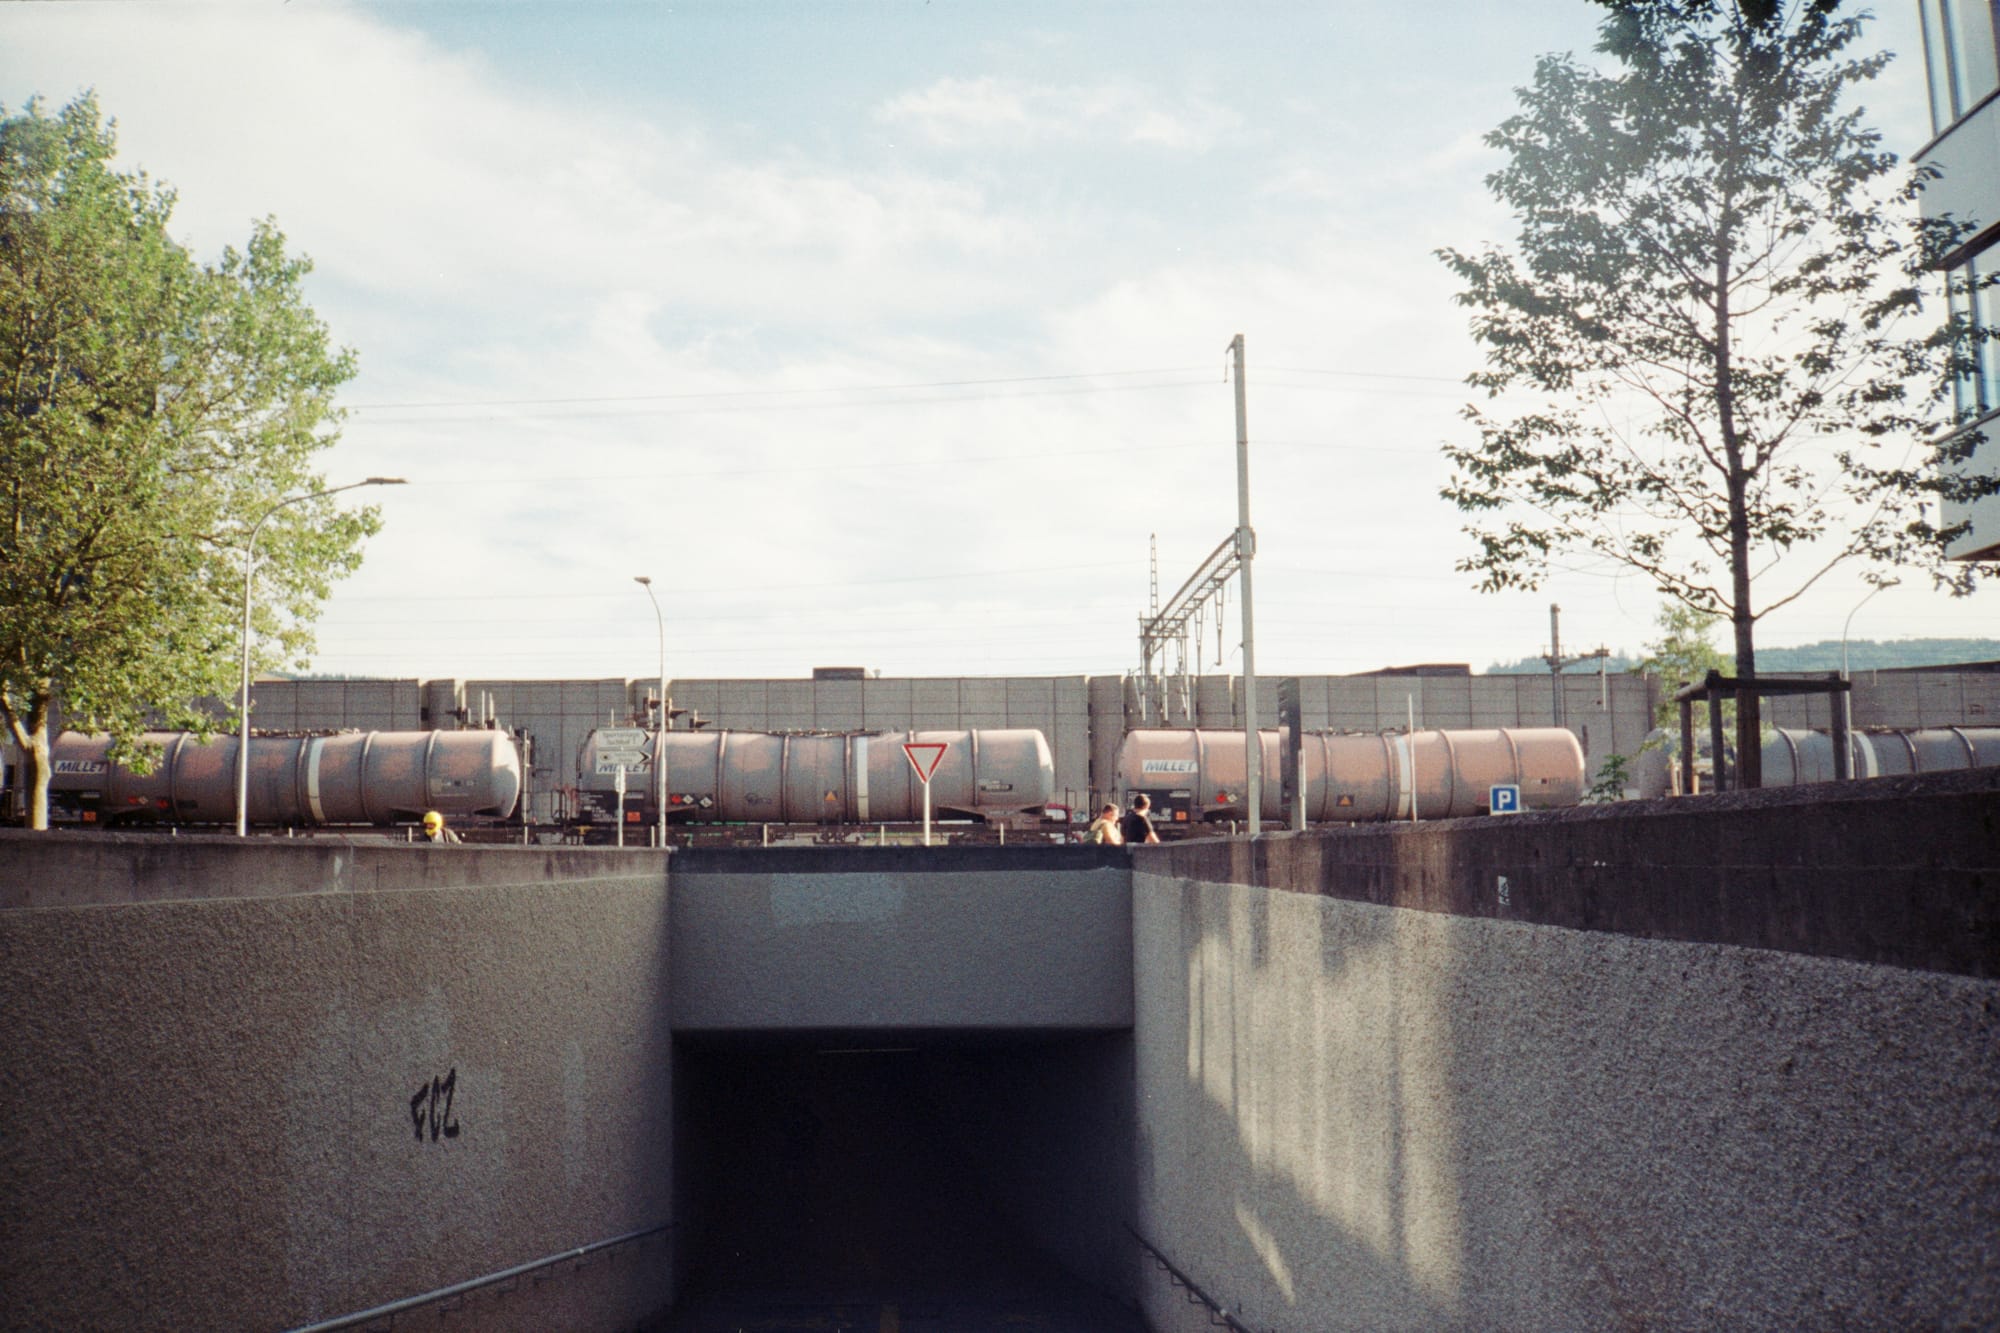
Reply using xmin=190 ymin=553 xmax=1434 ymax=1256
xmin=669 ymin=856 xmax=1132 ymax=1032
xmin=5 ymin=772 xmax=1995 ymax=1331
xmin=1156 ymin=765 xmax=2000 ymax=979
xmin=1132 ymin=872 xmax=2000 ymax=1332
xmin=0 ymin=838 xmax=674 ymax=1333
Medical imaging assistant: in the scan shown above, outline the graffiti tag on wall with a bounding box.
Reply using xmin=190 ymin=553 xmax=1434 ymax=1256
xmin=411 ymin=1068 xmax=461 ymax=1142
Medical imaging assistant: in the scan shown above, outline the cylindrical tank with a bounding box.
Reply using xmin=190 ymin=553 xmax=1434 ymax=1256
xmin=1114 ymin=727 xmax=1586 ymax=826
xmin=47 ymin=730 xmax=523 ymax=826
xmin=1760 ymin=726 xmax=2000 ymax=785
xmin=575 ymin=727 xmax=1055 ymax=824
xmin=1625 ymin=726 xmax=1999 ymax=797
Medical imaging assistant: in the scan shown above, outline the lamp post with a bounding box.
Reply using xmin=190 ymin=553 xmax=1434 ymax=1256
xmin=1839 ymin=578 xmax=1900 ymax=758
xmin=237 ymin=477 xmax=406 ymax=836
xmin=634 ymin=575 xmax=666 ymax=848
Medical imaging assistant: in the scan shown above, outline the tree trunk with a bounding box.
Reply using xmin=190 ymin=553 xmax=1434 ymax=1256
xmin=1733 ymin=609 xmax=1762 ymax=790
xmin=1727 ymin=459 xmax=1763 ymax=788
xmin=25 ymin=719 xmax=50 ymax=830
xmin=2 ymin=691 xmax=53 ymax=830
xmin=1712 ymin=211 xmax=1761 ymax=790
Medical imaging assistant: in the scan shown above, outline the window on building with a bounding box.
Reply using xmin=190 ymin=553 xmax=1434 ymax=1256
xmin=1922 ymin=0 xmax=2000 ymax=135
xmin=1947 ymin=255 xmax=2000 ymax=420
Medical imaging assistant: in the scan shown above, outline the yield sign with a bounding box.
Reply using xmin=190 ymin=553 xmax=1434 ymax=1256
xmin=902 ymin=741 xmax=948 ymax=784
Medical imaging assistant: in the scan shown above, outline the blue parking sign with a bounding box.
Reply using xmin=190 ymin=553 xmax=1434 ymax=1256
xmin=1489 ymin=784 xmax=1522 ymax=815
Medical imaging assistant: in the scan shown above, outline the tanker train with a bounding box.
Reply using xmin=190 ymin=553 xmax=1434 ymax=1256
xmin=38 ymin=723 xmax=1589 ymax=836
xmin=571 ymin=723 xmax=1587 ymax=833
xmin=38 ymin=717 xmax=1991 ymax=838
xmin=44 ymin=729 xmax=522 ymax=828
xmin=1115 ymin=726 xmax=1587 ymax=826
xmin=572 ymin=727 xmax=1056 ymax=828
xmin=1632 ymin=725 xmax=2000 ymax=797
xmin=1762 ymin=725 xmax=2000 ymax=782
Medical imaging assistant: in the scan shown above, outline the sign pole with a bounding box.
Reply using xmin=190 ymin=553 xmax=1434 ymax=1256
xmin=901 ymin=740 xmax=949 ymax=848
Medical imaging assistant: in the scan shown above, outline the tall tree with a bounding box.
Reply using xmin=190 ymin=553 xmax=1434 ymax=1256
xmin=1437 ymin=0 xmax=1998 ymax=787
xmin=1 ymin=94 xmax=376 ymax=828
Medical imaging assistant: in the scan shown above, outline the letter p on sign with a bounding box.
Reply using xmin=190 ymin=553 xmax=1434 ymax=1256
xmin=1488 ymin=784 xmax=1522 ymax=815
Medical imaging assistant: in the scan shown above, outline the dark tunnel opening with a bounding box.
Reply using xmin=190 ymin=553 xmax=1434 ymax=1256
xmin=665 ymin=1030 xmax=1146 ymax=1331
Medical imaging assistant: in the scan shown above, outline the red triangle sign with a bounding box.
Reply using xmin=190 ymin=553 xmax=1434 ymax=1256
xmin=902 ymin=741 xmax=948 ymax=784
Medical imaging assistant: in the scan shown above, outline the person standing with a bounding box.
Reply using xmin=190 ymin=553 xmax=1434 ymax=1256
xmin=1083 ymin=803 xmax=1124 ymax=845
xmin=1119 ymin=794 xmax=1160 ymax=845
xmin=420 ymin=810 xmax=462 ymax=844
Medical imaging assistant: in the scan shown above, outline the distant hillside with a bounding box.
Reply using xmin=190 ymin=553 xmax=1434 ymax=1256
xmin=1483 ymin=639 xmax=2000 ymax=676
xmin=1484 ymin=652 xmax=1643 ymax=675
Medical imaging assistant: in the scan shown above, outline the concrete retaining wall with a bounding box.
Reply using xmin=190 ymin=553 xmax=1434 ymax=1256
xmin=1128 ymin=769 xmax=2000 ymax=1331
xmin=0 ymin=836 xmax=674 ymax=1333
xmin=7 ymin=768 xmax=1996 ymax=1330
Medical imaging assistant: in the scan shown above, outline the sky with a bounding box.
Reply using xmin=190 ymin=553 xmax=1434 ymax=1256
xmin=4 ymin=0 xmax=1991 ymax=684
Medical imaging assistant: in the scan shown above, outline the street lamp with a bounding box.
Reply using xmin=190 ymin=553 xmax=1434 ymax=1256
xmin=237 ymin=477 xmax=406 ymax=836
xmin=1839 ymin=577 xmax=1900 ymax=763
xmin=635 ymin=575 xmax=666 ymax=848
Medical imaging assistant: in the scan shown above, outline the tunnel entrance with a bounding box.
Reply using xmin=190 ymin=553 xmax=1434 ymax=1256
xmin=665 ymin=1030 xmax=1144 ymax=1331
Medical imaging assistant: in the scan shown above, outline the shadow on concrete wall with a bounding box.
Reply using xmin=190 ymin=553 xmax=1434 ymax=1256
xmin=1137 ymin=875 xmax=1462 ymax=1331
xmin=1134 ymin=770 xmax=2000 ymax=1330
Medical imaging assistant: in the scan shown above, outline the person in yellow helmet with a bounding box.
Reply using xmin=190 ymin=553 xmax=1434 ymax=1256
xmin=420 ymin=810 xmax=462 ymax=844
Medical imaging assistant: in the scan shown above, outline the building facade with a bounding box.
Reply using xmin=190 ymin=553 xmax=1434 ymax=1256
xmin=1918 ymin=0 xmax=2000 ymax=558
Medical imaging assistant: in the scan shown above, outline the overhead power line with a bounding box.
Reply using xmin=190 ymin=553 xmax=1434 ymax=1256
xmin=1266 ymin=365 xmax=1464 ymax=385
xmin=347 ymin=363 xmax=1473 ymax=416
xmin=329 ymin=558 xmax=1137 ymax=604
xmin=349 ymin=367 xmax=1211 ymax=412
xmin=342 ymin=433 xmax=1426 ymax=493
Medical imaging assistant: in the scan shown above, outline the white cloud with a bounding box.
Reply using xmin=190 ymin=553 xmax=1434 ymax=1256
xmin=874 ymin=74 xmax=1239 ymax=151
xmin=3 ymin=1 xmax=1988 ymax=680
xmin=4 ymin=3 xmax=1041 ymax=341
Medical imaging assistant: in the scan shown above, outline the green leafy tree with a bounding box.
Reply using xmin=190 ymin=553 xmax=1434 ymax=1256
xmin=1437 ymin=0 xmax=1998 ymax=788
xmin=1 ymin=94 xmax=376 ymax=828
xmin=1635 ymin=602 xmax=1735 ymax=735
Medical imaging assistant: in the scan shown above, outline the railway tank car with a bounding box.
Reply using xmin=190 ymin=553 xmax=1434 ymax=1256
xmin=1764 ymin=725 xmax=2000 ymax=783
xmin=46 ymin=729 xmax=522 ymax=827
xmin=575 ymin=727 xmax=1055 ymax=825
xmin=1632 ymin=725 xmax=2000 ymax=797
xmin=1116 ymin=727 xmax=1586 ymax=826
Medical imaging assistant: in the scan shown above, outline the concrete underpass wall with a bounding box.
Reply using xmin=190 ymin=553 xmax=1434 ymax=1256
xmin=1130 ymin=769 xmax=2000 ymax=1331
xmin=669 ymin=845 xmax=1132 ymax=1033
xmin=668 ymin=844 xmax=1138 ymax=1308
xmin=0 ymin=836 xmax=674 ymax=1333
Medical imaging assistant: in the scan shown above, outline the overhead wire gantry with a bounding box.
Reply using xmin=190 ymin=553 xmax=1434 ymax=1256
xmin=1136 ymin=531 xmax=1240 ymax=723
xmin=1133 ymin=334 xmax=1264 ymax=833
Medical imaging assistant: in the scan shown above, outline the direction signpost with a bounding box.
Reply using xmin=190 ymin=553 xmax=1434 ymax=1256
xmin=594 ymin=730 xmax=648 ymax=779
xmin=902 ymin=741 xmax=948 ymax=846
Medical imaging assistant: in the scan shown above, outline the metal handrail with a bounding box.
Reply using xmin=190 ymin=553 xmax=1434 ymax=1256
xmin=1126 ymin=1224 xmax=1258 ymax=1332
xmin=281 ymin=1222 xmax=671 ymax=1333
